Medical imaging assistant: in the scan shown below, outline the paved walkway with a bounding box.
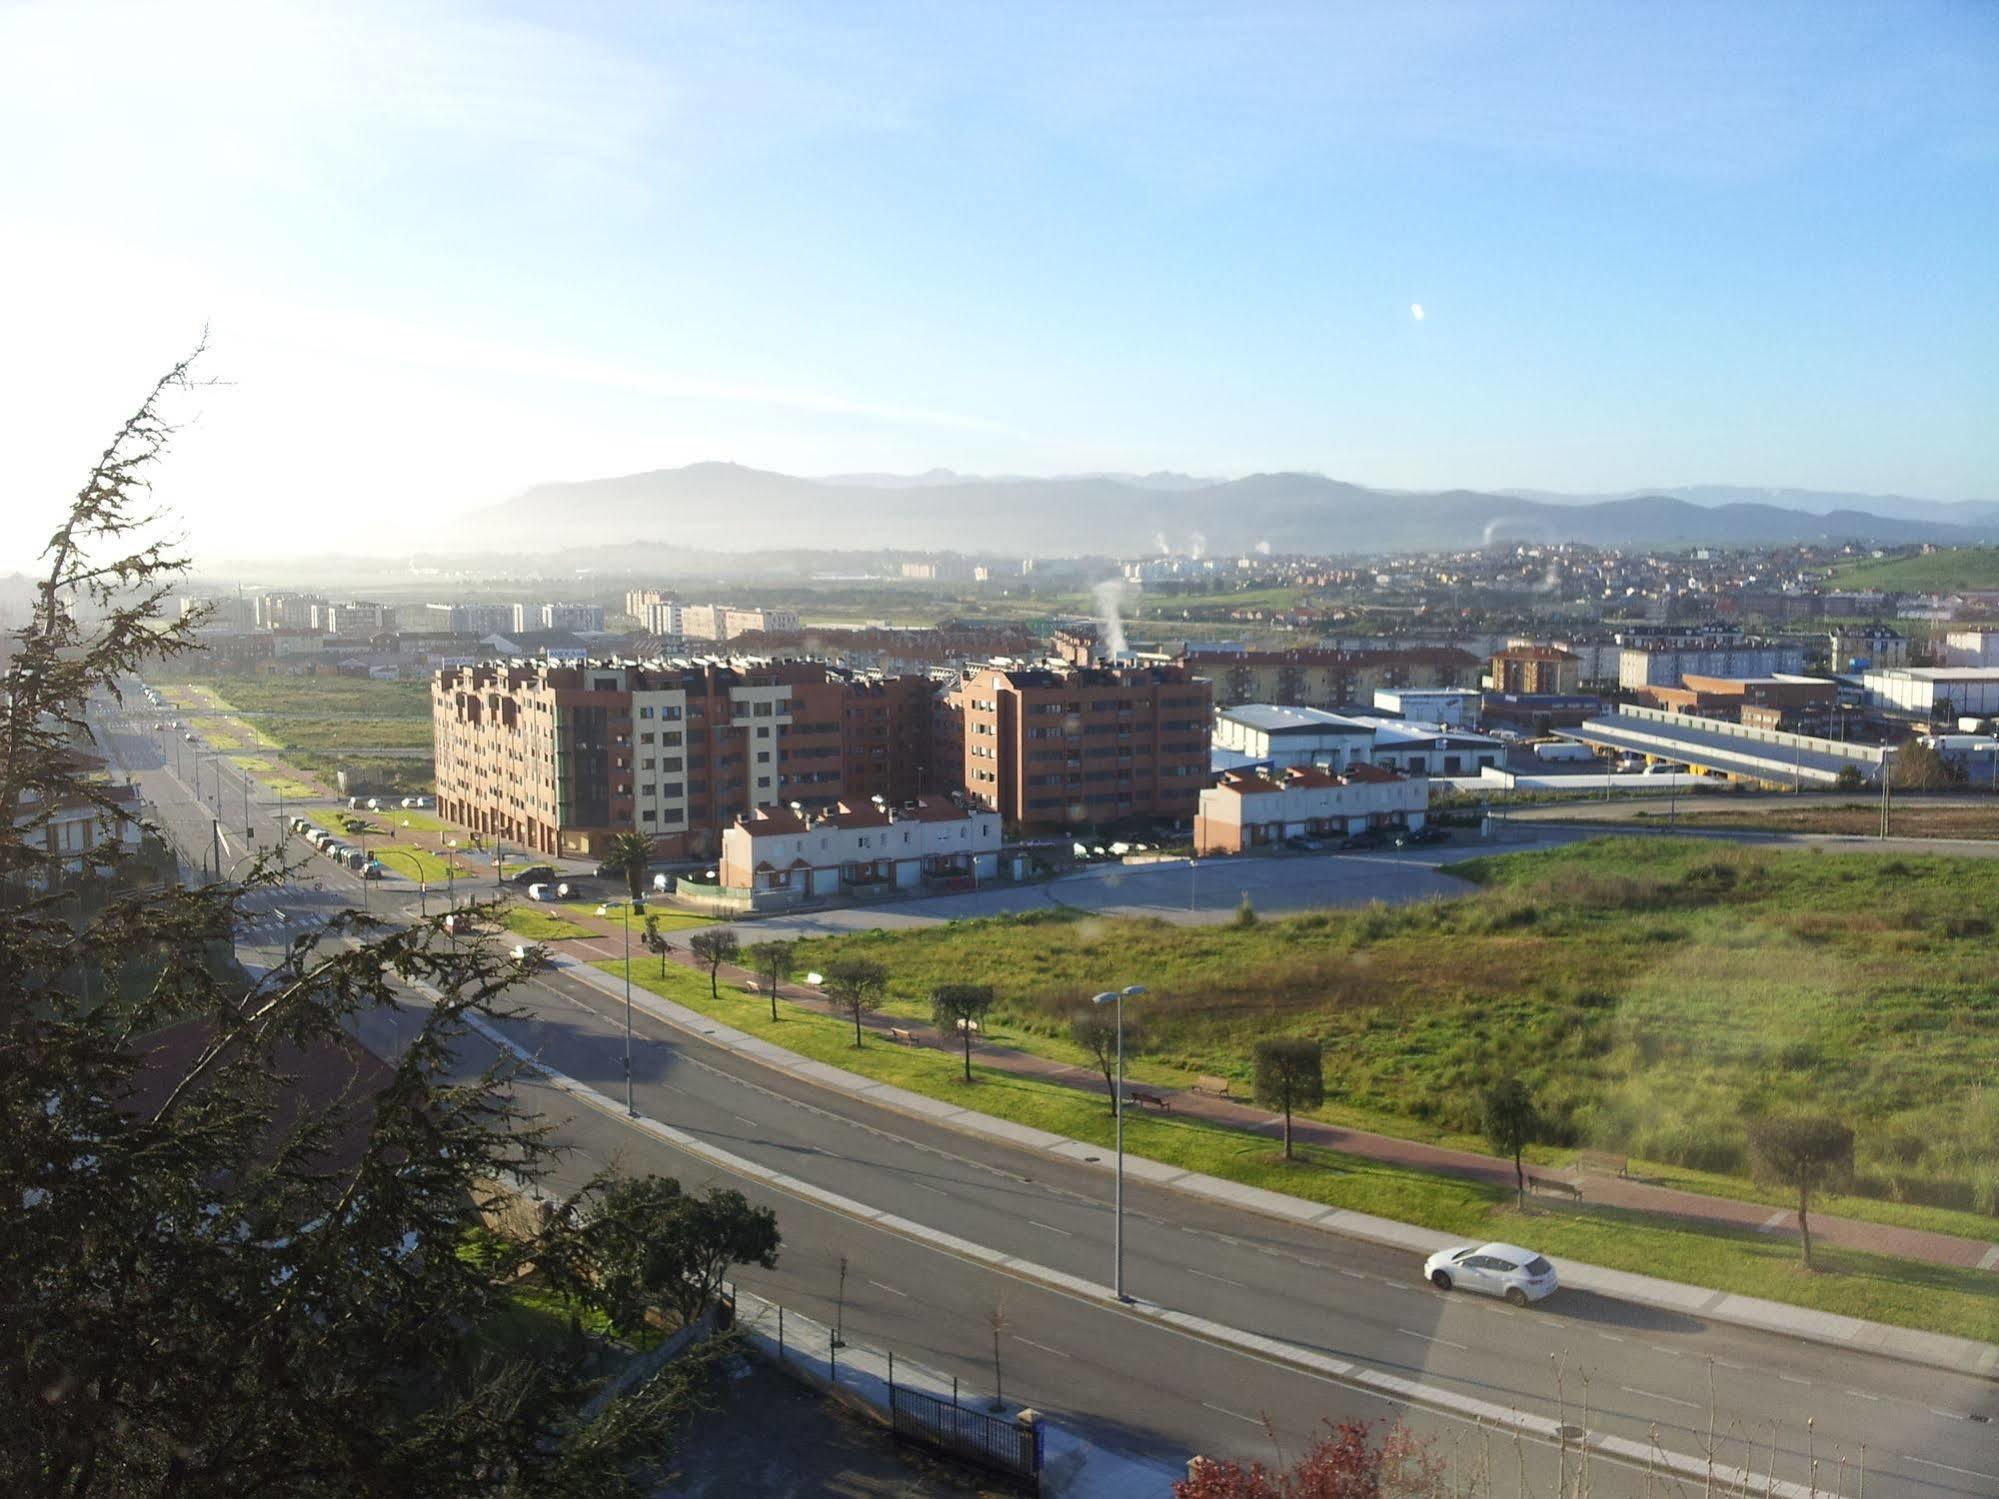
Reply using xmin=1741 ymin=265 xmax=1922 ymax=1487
xmin=592 ymin=939 xmax=1999 ymax=1278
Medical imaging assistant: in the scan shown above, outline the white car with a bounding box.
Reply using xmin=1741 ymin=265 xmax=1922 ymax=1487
xmin=1423 ymin=1241 xmax=1558 ymax=1305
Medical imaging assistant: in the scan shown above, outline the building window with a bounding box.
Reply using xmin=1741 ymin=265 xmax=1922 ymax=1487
xmin=638 ymin=706 xmax=654 ymax=719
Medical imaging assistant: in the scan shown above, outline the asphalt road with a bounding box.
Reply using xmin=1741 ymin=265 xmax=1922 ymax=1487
xmin=92 ymin=691 xmax=1999 ymax=1494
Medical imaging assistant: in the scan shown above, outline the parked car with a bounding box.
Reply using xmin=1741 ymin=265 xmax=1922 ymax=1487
xmin=1422 ymin=1241 xmax=1558 ymax=1305
xmin=1283 ymin=835 xmax=1322 ymax=852
xmin=1405 ymin=824 xmax=1450 ymax=846
xmin=1340 ymin=827 xmax=1388 ymax=850
xmin=511 ymin=865 xmax=556 ymax=886
xmin=1643 ymin=762 xmax=1684 ymax=776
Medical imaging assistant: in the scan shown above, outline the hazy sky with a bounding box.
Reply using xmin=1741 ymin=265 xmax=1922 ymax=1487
xmin=3 ymin=1 xmax=1995 ymax=564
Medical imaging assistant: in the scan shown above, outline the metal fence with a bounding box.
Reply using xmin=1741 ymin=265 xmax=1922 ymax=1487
xmin=890 ymin=1384 xmax=1042 ymax=1488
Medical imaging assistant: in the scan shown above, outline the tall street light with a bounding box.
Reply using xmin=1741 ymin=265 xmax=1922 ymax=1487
xmin=1090 ymin=983 xmax=1147 ymax=1302
xmin=624 ymin=894 xmax=645 ymax=1117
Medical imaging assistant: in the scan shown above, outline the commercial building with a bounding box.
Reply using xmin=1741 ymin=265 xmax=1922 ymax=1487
xmin=1564 ymin=707 xmax=1890 ymax=788
xmin=938 ymin=661 xmax=1211 ymax=829
xmin=1213 ymin=704 xmax=1373 ymax=771
xmin=432 ymin=658 xmax=935 ymax=860
xmin=1373 ymin=687 xmax=1476 ymax=727
xmin=1339 ymin=717 xmax=1505 ymax=777
xmin=1615 ymin=629 xmax=1806 ymax=690
xmin=718 ymin=796 xmax=1000 ymax=904
xmin=1943 ymin=630 xmax=1999 ymax=669
xmin=1861 ymin=667 xmax=1999 ymax=721
xmin=1490 ymin=644 xmax=1580 ymax=696
xmin=1479 ymin=693 xmax=1602 ymax=734
xmin=1187 ymin=647 xmax=1480 ymax=709
xmin=1194 ymin=764 xmax=1426 ymax=855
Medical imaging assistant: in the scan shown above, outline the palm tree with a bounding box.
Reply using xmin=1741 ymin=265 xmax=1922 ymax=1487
xmin=601 ymin=829 xmax=654 ymax=910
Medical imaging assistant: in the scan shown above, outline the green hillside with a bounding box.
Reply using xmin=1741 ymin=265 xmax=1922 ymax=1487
xmin=1833 ymin=547 xmax=1999 ymax=591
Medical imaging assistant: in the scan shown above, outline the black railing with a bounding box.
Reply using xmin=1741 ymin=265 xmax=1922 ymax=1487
xmin=890 ymin=1385 xmax=1041 ymax=1489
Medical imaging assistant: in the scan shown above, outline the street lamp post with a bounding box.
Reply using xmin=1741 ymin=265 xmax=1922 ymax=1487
xmin=624 ymin=894 xmax=645 ymax=1117
xmin=1090 ymin=983 xmax=1147 ymax=1302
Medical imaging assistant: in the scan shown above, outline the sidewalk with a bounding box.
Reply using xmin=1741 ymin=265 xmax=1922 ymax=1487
xmin=547 ymin=949 xmax=1999 ymax=1381
xmin=607 ymin=940 xmax=1999 ymax=1277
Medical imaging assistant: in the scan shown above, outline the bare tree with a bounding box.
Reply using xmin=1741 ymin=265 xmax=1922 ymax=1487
xmin=1070 ymin=1006 xmax=1141 ymax=1117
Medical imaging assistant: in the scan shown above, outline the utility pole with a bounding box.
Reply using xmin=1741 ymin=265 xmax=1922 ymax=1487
xmin=210 ymin=818 xmax=222 ymax=883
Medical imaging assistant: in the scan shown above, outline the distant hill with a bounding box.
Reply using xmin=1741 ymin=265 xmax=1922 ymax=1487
xmin=468 ymin=462 xmax=1999 ymax=557
xmin=1501 ymin=484 xmax=1999 ymax=528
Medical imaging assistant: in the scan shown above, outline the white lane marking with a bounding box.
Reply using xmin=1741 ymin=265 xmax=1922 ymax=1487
xmin=909 ymin=1181 xmax=949 ymax=1196
xmin=1905 ymin=1456 xmax=1999 ymax=1482
xmin=1398 ymin=1329 xmax=1469 ymax=1351
xmin=1340 ymin=1269 xmax=1368 ymax=1280
xmin=1027 ymin=1220 xmax=1072 ymax=1237
xmin=1188 ymin=1269 xmax=1244 ymax=1287
xmin=1843 ymin=1389 xmax=1879 ymax=1401
xmin=1712 ymin=1358 xmax=1746 ymax=1370
xmin=1016 ymin=1336 xmax=1070 ymax=1359
xmin=1596 ymin=1332 xmax=1625 ymax=1343
xmin=1645 ymin=1344 xmax=1683 ymax=1358
xmin=1778 ymin=1374 xmax=1810 ymax=1386
xmin=1927 ymin=1407 xmax=1968 ymax=1420
xmin=1202 ymin=1401 xmax=1262 ymax=1425
xmin=1978 ymin=1244 xmax=1999 ymax=1271
xmin=1622 ymin=1387 xmax=1700 ymax=1411
xmin=866 ymin=1279 xmax=907 ymax=1298
xmin=731 ymin=1114 xmax=757 ymax=1128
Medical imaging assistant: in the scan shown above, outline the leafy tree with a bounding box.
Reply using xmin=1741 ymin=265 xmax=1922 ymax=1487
xmin=1234 ymin=892 xmax=1258 ymax=927
xmin=642 ymin=912 xmax=670 ymax=977
xmin=1482 ymin=1075 xmax=1539 ymax=1204
xmin=822 ymin=958 xmax=888 ymax=1047
xmin=687 ymin=927 xmax=740 ymax=1000
xmin=601 ymin=829 xmax=654 ymax=907
xmin=1748 ymin=1114 xmax=1855 ymax=1269
xmin=1070 ymin=1007 xmax=1140 ymax=1117
xmin=744 ymin=939 xmax=796 ymax=1022
xmin=0 ymin=354 xmax=713 ymax=1497
xmin=931 ymin=983 xmax=996 ymax=1082
xmin=1174 ymin=1419 xmax=1443 ymax=1499
xmin=582 ymin=1175 xmax=780 ymax=1336
xmin=1252 ymin=1038 xmax=1324 ymax=1160
xmin=1832 ymin=764 xmax=1866 ymax=792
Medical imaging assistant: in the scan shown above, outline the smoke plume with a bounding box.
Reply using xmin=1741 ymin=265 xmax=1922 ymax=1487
xmin=1093 ymin=578 xmax=1131 ymax=658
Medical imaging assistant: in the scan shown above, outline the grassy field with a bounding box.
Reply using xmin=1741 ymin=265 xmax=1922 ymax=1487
xmin=561 ymin=901 xmax=714 ymax=934
xmin=1634 ymin=802 xmax=1999 ymax=839
xmin=603 ymin=959 xmax=1998 ymax=1341
xmin=368 ymin=846 xmax=462 ymax=883
xmin=787 ymin=839 xmax=1999 ymax=1225
xmin=163 ymin=676 xmax=436 ymax=794
xmin=1832 ymin=547 xmax=1999 ymax=593
xmin=501 ymin=906 xmax=597 ymax=942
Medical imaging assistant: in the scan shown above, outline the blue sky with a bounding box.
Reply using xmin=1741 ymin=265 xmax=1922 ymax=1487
xmin=2 ymin=0 xmax=1995 ymax=561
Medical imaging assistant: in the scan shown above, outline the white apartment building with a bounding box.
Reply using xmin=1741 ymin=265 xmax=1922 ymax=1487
xmin=719 ymin=797 xmax=1000 ymax=901
xmin=1943 ymin=629 xmax=1999 ymax=669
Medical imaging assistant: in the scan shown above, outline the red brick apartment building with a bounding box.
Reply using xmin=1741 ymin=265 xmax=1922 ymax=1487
xmin=937 ymin=662 xmax=1212 ymax=830
xmin=432 ymin=660 xmax=934 ymax=860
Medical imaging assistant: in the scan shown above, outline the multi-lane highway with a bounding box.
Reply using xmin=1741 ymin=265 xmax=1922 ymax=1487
xmin=91 ymin=688 xmax=1997 ymax=1495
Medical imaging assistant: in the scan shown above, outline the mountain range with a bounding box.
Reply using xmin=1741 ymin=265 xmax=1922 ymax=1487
xmin=472 ymin=463 xmax=1999 ymax=557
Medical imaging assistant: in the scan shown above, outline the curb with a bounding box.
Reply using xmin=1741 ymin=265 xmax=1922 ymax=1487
xmin=468 ymin=1006 xmax=1830 ymax=1499
xmin=550 ymin=952 xmax=1999 ymax=1384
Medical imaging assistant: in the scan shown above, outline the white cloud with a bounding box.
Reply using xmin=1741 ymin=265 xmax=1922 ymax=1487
xmin=1410 ymin=303 xmax=1425 ymax=321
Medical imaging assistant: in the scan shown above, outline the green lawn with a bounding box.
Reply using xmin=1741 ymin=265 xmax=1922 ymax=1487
xmin=368 ymin=846 xmax=462 ymax=883
xmin=561 ymin=901 xmax=713 ymax=934
xmin=501 ymin=906 xmax=597 ymax=942
xmin=603 ymin=960 xmax=1999 ymax=1343
xmin=790 ymin=840 xmax=1999 ymax=1226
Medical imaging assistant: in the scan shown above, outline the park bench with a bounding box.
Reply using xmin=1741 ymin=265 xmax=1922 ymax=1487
xmin=1124 ymin=1089 xmax=1170 ymax=1111
xmin=1575 ymin=1149 xmax=1629 ymax=1180
xmin=1530 ymin=1174 xmax=1583 ymax=1201
xmin=1192 ymin=1075 xmax=1234 ymax=1098
xmin=887 ymin=1027 xmax=917 ymax=1045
